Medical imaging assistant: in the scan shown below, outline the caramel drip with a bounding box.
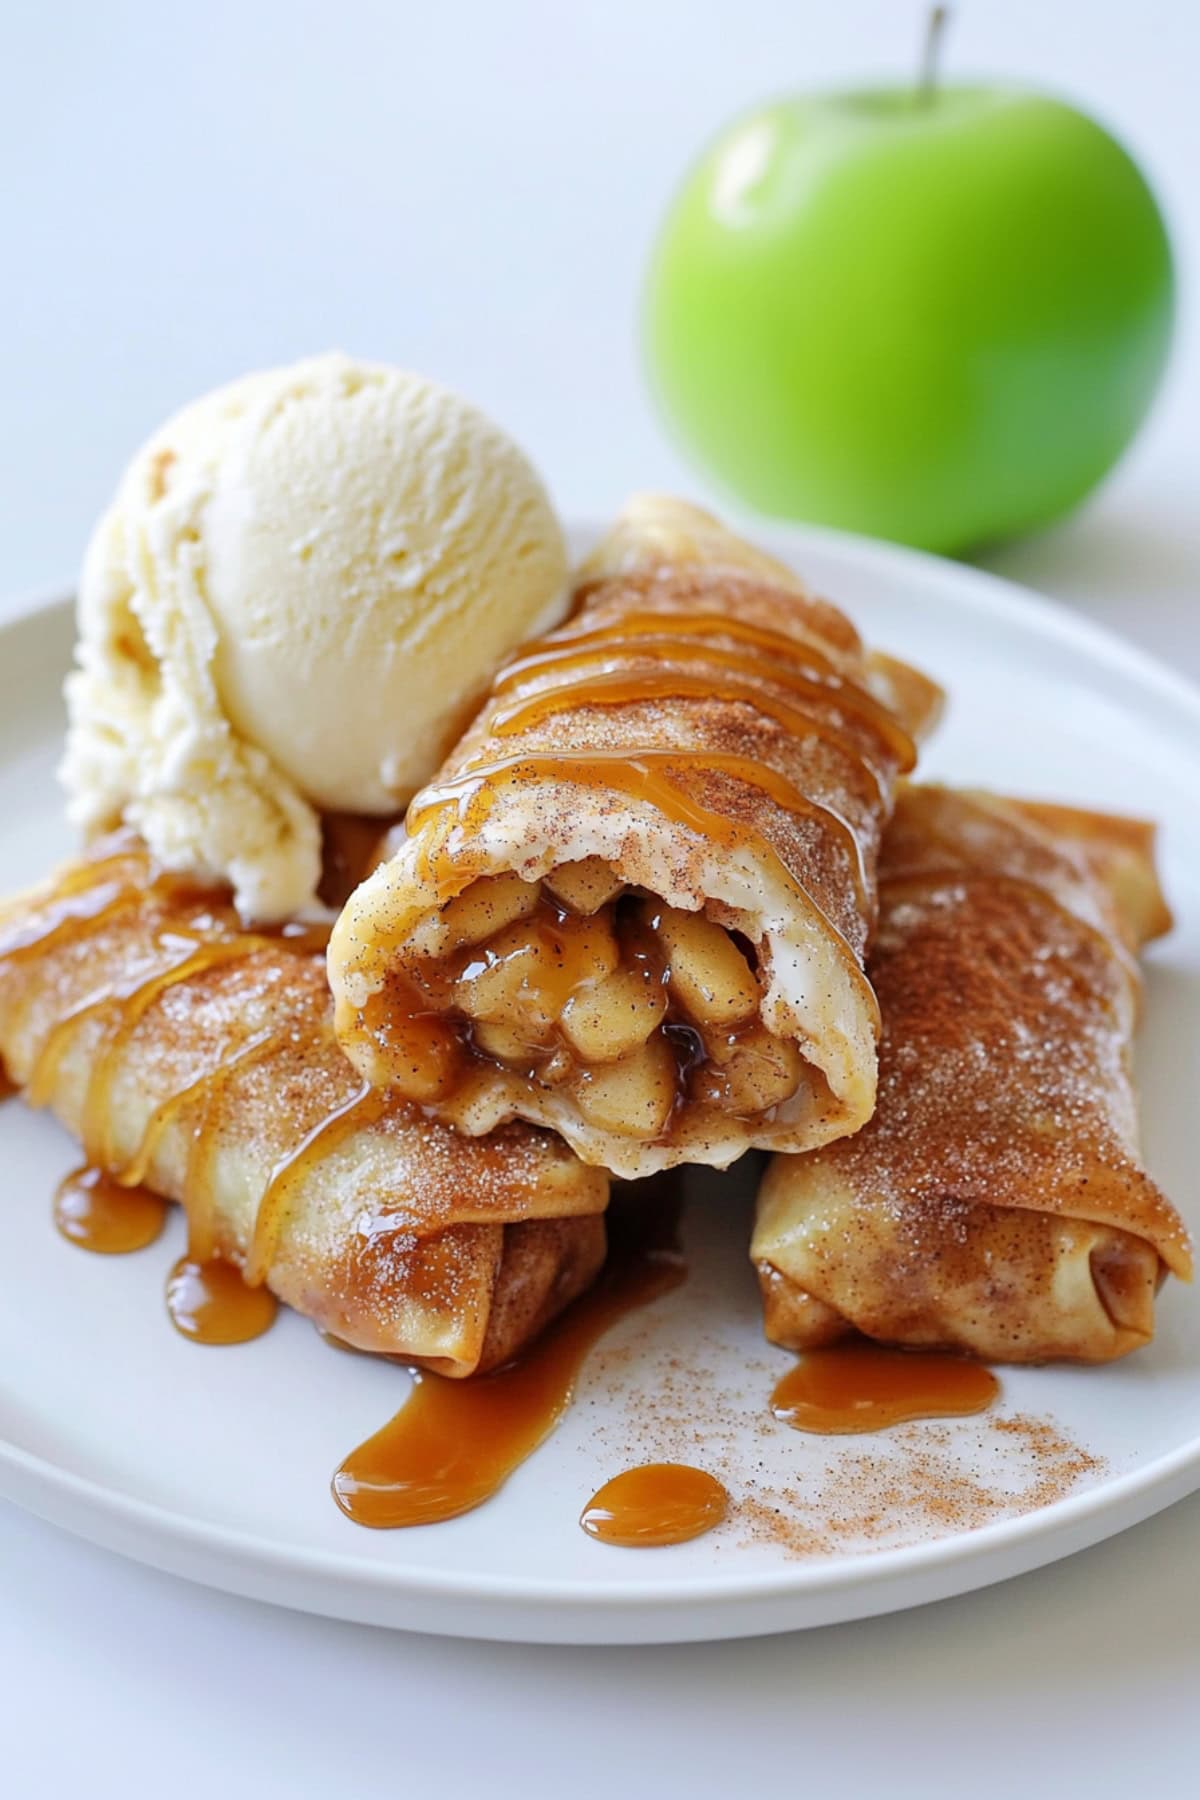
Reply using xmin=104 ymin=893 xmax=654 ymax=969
xmin=580 ymin=1463 xmax=729 ymax=1547
xmin=493 ymin=613 xmax=914 ymax=771
xmin=247 ymin=1081 xmax=394 ymax=1286
xmin=165 ymin=1254 xmax=279 ymax=1345
xmin=331 ymin=1212 xmax=686 ymax=1528
xmin=54 ymin=1164 xmax=168 ymax=1254
xmin=0 ymin=1066 xmax=15 ymax=1101
xmin=409 ymin=749 xmax=869 ymax=952
xmin=491 ymin=669 xmax=890 ymax=806
xmin=771 ymin=1342 xmax=1000 ymax=1434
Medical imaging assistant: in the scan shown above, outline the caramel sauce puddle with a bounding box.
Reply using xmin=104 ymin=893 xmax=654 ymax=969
xmin=53 ymin=1165 xmax=168 ymax=1254
xmin=165 ymin=1254 xmax=279 ymax=1345
xmin=580 ymin=1463 xmax=728 ymax=1547
xmin=771 ymin=1341 xmax=999 ymax=1434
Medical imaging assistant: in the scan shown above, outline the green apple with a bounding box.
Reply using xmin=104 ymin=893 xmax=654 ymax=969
xmin=645 ymin=87 xmax=1174 ymax=554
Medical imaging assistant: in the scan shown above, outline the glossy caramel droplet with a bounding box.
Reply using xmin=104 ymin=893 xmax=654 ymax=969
xmin=0 ymin=1066 xmax=17 ymax=1101
xmin=165 ymin=1255 xmax=278 ymax=1345
xmin=771 ymin=1341 xmax=999 ymax=1434
xmin=332 ymin=1221 xmax=686 ymax=1529
xmin=53 ymin=1165 xmax=168 ymax=1254
xmin=581 ymin=1463 xmax=728 ymax=1547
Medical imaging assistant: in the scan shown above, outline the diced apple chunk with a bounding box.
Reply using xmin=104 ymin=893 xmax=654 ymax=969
xmin=473 ymin=1019 xmax=543 ymax=1065
xmin=572 ymin=1035 xmax=676 ymax=1137
xmin=648 ymin=904 xmax=760 ymax=1026
xmin=694 ymin=1025 xmax=803 ymax=1114
xmin=377 ymin=1012 xmax=464 ymax=1103
xmin=561 ymin=966 xmax=667 ymax=1063
xmin=456 ymin=922 xmax=540 ymax=1019
xmin=455 ymin=912 xmax=619 ymax=1036
xmin=441 ymin=873 xmax=542 ymax=949
xmin=544 ymin=858 xmax=624 ymax=915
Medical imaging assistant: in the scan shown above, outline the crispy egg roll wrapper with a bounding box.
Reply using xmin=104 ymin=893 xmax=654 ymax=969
xmin=331 ymin=496 xmax=941 ymax=1179
xmin=753 ymin=786 xmax=1192 ymax=1364
xmin=0 ymin=839 xmax=607 ymax=1376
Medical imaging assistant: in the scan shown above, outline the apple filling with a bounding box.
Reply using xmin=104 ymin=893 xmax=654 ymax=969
xmin=361 ymin=860 xmax=805 ymax=1140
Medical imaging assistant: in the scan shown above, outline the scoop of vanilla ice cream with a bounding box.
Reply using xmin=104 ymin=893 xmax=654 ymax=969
xmin=61 ymin=354 xmax=569 ymax=920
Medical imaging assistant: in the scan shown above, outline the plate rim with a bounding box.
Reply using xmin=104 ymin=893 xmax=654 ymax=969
xmin=2 ymin=1398 xmax=1199 ymax=1612
xmin=4 ymin=515 xmax=1200 ymax=1636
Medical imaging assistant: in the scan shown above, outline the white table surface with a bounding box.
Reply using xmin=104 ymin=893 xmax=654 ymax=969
xmin=2 ymin=3 xmax=1198 ymax=1793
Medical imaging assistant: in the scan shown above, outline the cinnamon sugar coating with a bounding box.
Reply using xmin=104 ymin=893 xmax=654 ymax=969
xmin=753 ymin=786 xmax=1191 ymax=1364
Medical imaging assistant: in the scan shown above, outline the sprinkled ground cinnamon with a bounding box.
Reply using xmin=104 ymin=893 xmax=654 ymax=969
xmin=577 ymin=1310 xmax=1104 ymax=1560
xmin=569 ymin=1171 xmax=1108 ymax=1561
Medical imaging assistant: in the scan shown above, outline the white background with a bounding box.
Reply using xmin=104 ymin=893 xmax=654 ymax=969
xmin=2 ymin=2 xmax=1198 ymax=1793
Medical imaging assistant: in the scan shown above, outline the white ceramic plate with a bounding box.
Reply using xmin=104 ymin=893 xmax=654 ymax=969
xmin=1 ymin=522 xmax=1198 ymax=1646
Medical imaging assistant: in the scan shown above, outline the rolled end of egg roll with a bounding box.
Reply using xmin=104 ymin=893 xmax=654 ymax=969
xmin=752 ymin=786 xmax=1192 ymax=1365
xmin=0 ymin=836 xmax=607 ymax=1376
xmin=330 ymin=495 xmax=940 ymax=1180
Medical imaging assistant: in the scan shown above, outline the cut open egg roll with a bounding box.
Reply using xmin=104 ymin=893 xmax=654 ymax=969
xmin=330 ymin=496 xmax=941 ymax=1179
xmin=0 ymin=836 xmax=608 ymax=1375
xmin=753 ymin=786 xmax=1192 ymax=1364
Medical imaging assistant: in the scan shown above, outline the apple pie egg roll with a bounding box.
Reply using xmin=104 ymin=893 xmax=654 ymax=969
xmin=753 ymin=786 xmax=1192 ymax=1364
xmin=0 ymin=836 xmax=607 ymax=1376
xmin=330 ymin=496 xmax=941 ymax=1179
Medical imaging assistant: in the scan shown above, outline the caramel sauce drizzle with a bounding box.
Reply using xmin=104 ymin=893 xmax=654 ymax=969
xmin=500 ymin=607 xmax=848 ymax=678
xmin=406 ymin=590 xmax=921 ymax=907
xmin=399 ymin=588 xmax=912 ymax=1029
xmin=332 ymin=1206 xmax=686 ymax=1528
xmin=486 ymin=693 xmax=873 ymax=905
xmin=771 ymin=1342 xmax=999 ymax=1434
xmin=409 ymin=748 xmax=869 ymax=968
xmin=82 ymin=937 xmax=263 ymax=1166
xmin=24 ymin=928 xmax=251 ymax=1113
xmin=247 ymin=1081 xmax=393 ymax=1285
xmin=278 ymin=918 xmax=335 ymax=955
xmin=492 ymin=610 xmax=915 ymax=771
xmin=115 ymin=1026 xmax=286 ymax=1197
xmin=580 ymin=1463 xmax=729 ymax=1548
xmin=162 ymin=1019 xmax=290 ymax=1345
xmin=410 ymin=597 xmax=914 ymax=905
xmin=0 ymin=875 xmax=141 ymax=967
xmin=491 ymin=666 xmax=890 ymax=805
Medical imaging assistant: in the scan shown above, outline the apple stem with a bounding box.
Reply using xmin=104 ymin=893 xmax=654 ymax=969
xmin=917 ymin=6 xmax=950 ymax=105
